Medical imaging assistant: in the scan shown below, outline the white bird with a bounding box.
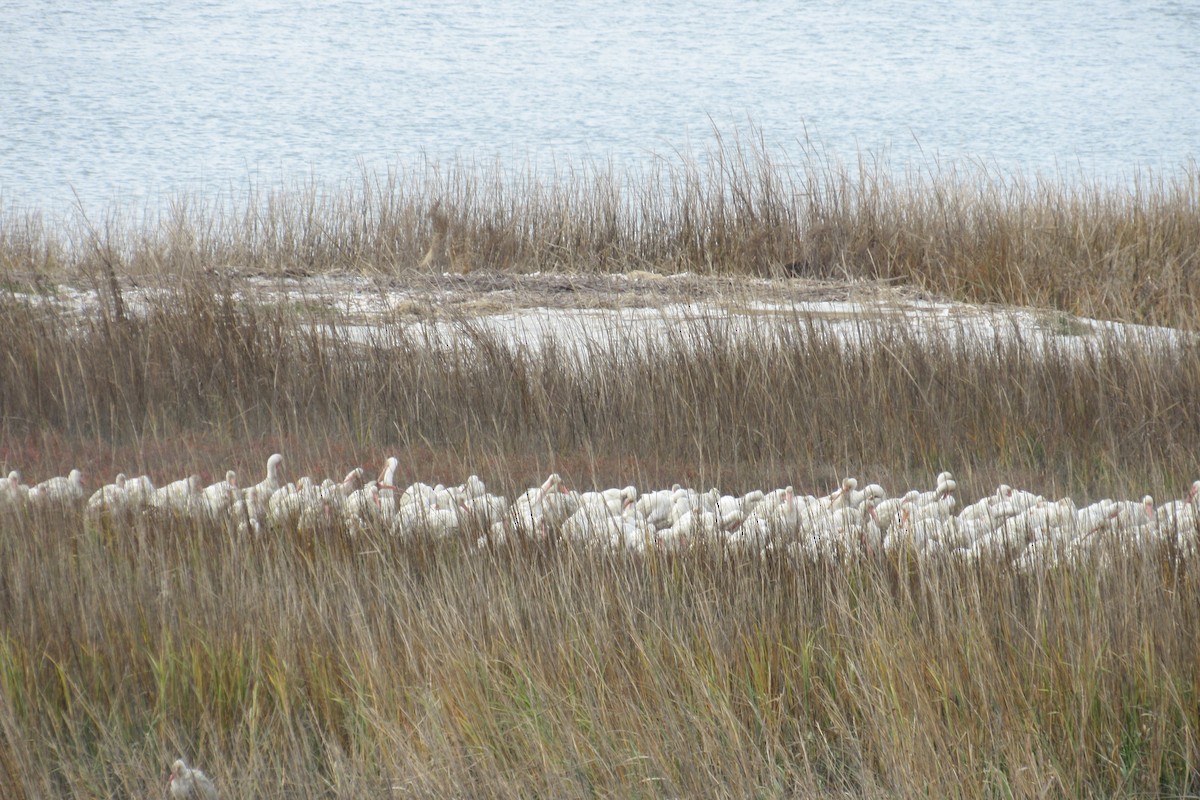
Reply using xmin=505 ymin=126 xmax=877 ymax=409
xmin=1012 ymin=537 xmax=1063 ymax=574
xmin=201 ymin=470 xmax=239 ymax=517
xmin=612 ymin=511 xmax=656 ymax=553
xmin=823 ymin=477 xmax=884 ymax=512
xmin=168 ymin=758 xmax=218 ymax=800
xmin=873 ymin=490 xmax=920 ymax=533
xmin=667 ymin=487 xmax=720 ymax=525
xmin=337 ymin=468 xmax=366 ymax=497
xmin=0 ymin=470 xmax=28 ymax=506
xmin=1075 ymin=499 xmax=1120 ymax=534
xmin=918 ymin=491 xmax=958 ymax=520
xmin=713 ymin=494 xmax=748 ymax=531
xmin=267 ymin=477 xmax=323 ymax=527
xmin=249 ymin=453 xmax=286 ymax=498
xmin=296 ymin=469 xmax=366 ymax=526
xmin=725 ymin=512 xmax=773 ymax=555
xmin=460 ymin=492 xmax=509 ymax=529
xmin=956 ymin=495 xmax=1020 ymax=529
xmin=635 ymin=485 xmax=683 ymax=530
xmin=1033 ymin=497 xmax=1079 ymax=530
xmin=765 ymin=486 xmax=809 ymax=537
xmin=998 ymin=486 xmax=1044 ymax=514
xmin=394 ymin=500 xmax=465 ymax=540
xmin=509 ymin=473 xmax=577 ymax=538
xmin=562 ymin=501 xmax=627 ymax=548
xmin=377 ymin=456 xmax=400 ymax=488
xmin=811 ymin=479 xmax=854 ymax=511
xmin=400 ymin=481 xmax=437 ymax=510
xmin=1112 ymin=495 xmax=1156 ymax=531
xmin=28 ymin=469 xmax=86 ymax=504
xmin=884 ymin=504 xmax=952 ymax=554
xmin=809 ymin=503 xmax=875 ymax=560
xmin=1156 ymin=481 xmax=1200 ymax=556
xmin=375 ymin=457 xmax=401 ymax=511
xmin=87 ymin=473 xmax=128 ymax=514
xmin=829 ymin=486 xmax=888 ymax=557
xmin=656 ymin=510 xmax=715 ymax=551
xmin=668 ymin=509 xmax=727 ymax=547
xmin=599 ymin=485 xmax=638 ymax=513
xmin=123 ymin=475 xmax=156 ymax=509
xmin=913 ymin=473 xmax=956 ymax=507
xmin=1062 ymin=500 xmax=1128 ymax=564
xmin=152 ymin=475 xmax=202 ymax=512
xmin=738 ymin=489 xmax=766 ymax=516
xmin=843 ymin=481 xmax=886 ymax=510
xmin=956 ymin=523 xmax=1029 ymax=563
xmin=460 ymin=474 xmax=487 ymax=499
xmin=229 ymin=486 xmax=266 ymax=537
xmin=344 ymin=483 xmax=384 ymax=533
xmin=432 ymin=483 xmax=464 ymax=510
xmin=941 ymin=514 xmax=995 ymax=551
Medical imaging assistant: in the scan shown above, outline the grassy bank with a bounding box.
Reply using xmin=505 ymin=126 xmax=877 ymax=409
xmin=2 ymin=137 xmax=1199 ymax=328
xmin=2 ymin=278 xmax=1199 ymax=797
xmin=2 ymin=279 xmax=1199 ymax=501
xmin=3 ymin=145 xmax=1200 ymax=797
xmin=1 ymin=504 xmax=1198 ymax=798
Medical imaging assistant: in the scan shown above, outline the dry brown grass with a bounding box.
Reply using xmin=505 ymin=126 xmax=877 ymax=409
xmin=3 ymin=135 xmax=1198 ymax=327
xmin=2 ymin=276 xmax=1198 ymax=501
xmin=1 ymin=278 xmax=1199 ymax=795
xmin=3 ymin=143 xmax=1200 ymax=797
xmin=0 ymin=504 xmax=1197 ymax=798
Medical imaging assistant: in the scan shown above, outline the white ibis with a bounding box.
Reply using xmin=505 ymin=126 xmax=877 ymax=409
xmin=250 ymin=453 xmax=286 ymax=498
xmin=28 ymin=469 xmax=86 ymax=504
xmin=168 ymin=758 xmax=218 ymax=800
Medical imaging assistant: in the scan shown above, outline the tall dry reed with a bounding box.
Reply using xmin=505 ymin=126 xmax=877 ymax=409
xmin=2 ymin=279 xmax=1198 ymax=503
xmin=3 ymin=134 xmax=1198 ymax=327
xmin=4 ymin=139 xmax=1200 ymax=797
xmin=0 ymin=504 xmax=1197 ymax=798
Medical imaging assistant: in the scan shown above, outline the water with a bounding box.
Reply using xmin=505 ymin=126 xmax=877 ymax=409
xmin=3 ymin=1 xmax=1199 ymax=215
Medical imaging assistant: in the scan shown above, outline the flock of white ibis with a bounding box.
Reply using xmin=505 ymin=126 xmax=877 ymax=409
xmin=2 ymin=456 xmax=1198 ymax=570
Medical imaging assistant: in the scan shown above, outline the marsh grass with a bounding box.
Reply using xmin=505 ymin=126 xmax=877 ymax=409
xmin=3 ymin=134 xmax=1199 ymax=327
xmin=0 ymin=502 xmax=1197 ymax=798
xmin=2 ymin=276 xmax=1198 ymax=501
xmin=4 ymin=140 xmax=1200 ymax=797
xmin=2 ymin=278 xmax=1200 ymax=796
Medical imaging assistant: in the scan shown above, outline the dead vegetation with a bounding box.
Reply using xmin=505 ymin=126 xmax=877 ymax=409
xmin=2 ymin=141 xmax=1200 ymax=797
xmin=1 ymin=502 xmax=1197 ymax=798
xmin=3 ymin=134 xmax=1198 ymax=327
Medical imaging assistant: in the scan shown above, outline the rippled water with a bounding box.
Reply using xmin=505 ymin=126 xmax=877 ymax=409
xmin=3 ymin=1 xmax=1199 ymax=214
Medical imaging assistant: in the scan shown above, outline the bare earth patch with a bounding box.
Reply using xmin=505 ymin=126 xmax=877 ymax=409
xmin=211 ymin=267 xmax=946 ymax=323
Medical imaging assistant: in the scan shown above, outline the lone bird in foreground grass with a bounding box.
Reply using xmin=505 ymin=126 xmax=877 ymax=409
xmin=169 ymin=758 xmax=218 ymax=800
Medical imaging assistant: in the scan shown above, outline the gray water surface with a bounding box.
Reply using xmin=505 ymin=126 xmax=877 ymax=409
xmin=3 ymin=1 xmax=1199 ymax=214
